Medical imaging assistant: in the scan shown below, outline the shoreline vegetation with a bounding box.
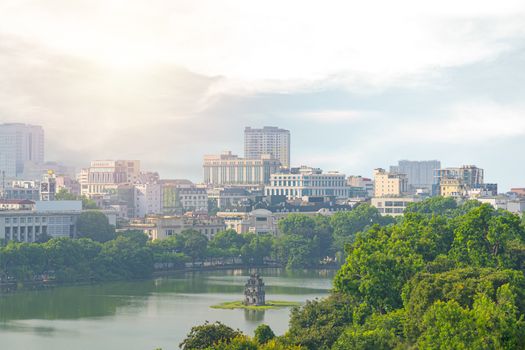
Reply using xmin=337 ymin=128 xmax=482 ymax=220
xmin=211 ymin=300 xmax=301 ymax=310
xmin=176 ymin=198 xmax=525 ymax=350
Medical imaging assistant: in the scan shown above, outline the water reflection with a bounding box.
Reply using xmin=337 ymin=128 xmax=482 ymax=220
xmin=244 ymin=309 xmax=265 ymax=322
xmin=0 ymin=268 xmax=334 ymax=322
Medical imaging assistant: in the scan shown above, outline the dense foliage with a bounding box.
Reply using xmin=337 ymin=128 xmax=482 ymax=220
xmin=283 ymin=199 xmax=525 ymax=349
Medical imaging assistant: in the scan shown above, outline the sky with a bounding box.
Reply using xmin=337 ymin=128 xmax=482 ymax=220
xmin=0 ymin=0 xmax=524 ymax=190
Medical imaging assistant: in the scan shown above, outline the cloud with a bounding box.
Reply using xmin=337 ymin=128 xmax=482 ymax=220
xmin=398 ymin=102 xmax=525 ymax=143
xmin=1 ymin=0 xmax=525 ymax=94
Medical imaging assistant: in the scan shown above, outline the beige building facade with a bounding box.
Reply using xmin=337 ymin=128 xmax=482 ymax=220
xmin=373 ymin=168 xmax=408 ymax=197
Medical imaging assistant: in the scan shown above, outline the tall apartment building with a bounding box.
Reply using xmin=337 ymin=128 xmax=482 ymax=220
xmin=244 ymin=126 xmax=290 ymax=169
xmin=390 ymin=160 xmax=441 ymax=192
xmin=79 ymin=160 xmax=141 ymax=196
xmin=435 ymin=165 xmax=484 ymax=187
xmin=435 ymin=165 xmax=487 ymax=198
xmin=373 ymin=168 xmax=408 ymax=197
xmin=0 ymin=123 xmax=45 ymax=178
xmin=203 ymin=151 xmax=281 ymax=186
xmin=134 ymin=183 xmax=162 ymax=218
xmin=265 ymin=166 xmax=349 ymax=199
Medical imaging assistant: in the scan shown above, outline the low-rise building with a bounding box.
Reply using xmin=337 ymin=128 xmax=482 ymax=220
xmin=127 ymin=214 xmax=226 ymax=240
xmin=0 ymin=199 xmax=35 ymax=211
xmin=371 ymin=196 xmax=422 ymax=217
xmin=0 ymin=201 xmax=82 ymax=242
xmin=265 ymin=166 xmax=349 ymax=199
xmin=203 ymin=151 xmax=281 ymax=186
xmin=217 ymin=209 xmax=279 ymax=235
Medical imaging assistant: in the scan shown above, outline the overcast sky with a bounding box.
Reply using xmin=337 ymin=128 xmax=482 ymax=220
xmin=1 ymin=0 xmax=524 ymax=190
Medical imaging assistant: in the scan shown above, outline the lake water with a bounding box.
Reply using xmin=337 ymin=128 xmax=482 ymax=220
xmin=0 ymin=268 xmax=334 ymax=350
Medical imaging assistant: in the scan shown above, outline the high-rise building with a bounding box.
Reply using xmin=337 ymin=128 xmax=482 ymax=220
xmin=203 ymin=151 xmax=280 ymax=186
xmin=373 ymin=168 xmax=409 ymax=197
xmin=434 ymin=165 xmax=490 ymax=198
xmin=244 ymin=126 xmax=290 ymax=169
xmin=390 ymin=160 xmax=441 ymax=192
xmin=434 ymin=165 xmax=484 ymax=187
xmin=0 ymin=123 xmax=45 ymax=178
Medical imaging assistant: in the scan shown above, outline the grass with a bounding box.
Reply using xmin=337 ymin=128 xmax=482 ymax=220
xmin=211 ymin=300 xmax=301 ymax=310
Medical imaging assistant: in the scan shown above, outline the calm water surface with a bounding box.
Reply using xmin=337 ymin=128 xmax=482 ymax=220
xmin=0 ymin=268 xmax=334 ymax=350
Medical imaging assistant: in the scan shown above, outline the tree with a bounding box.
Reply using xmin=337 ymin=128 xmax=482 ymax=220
xmin=55 ymin=188 xmax=98 ymax=209
xmin=179 ymin=321 xmax=242 ymax=350
xmin=285 ymin=293 xmax=355 ymax=350
xmin=404 ymin=196 xmax=457 ymax=216
xmin=95 ymin=234 xmax=154 ymax=279
xmin=418 ymin=285 xmax=525 ymax=349
xmin=240 ymin=234 xmax=273 ymax=265
xmin=254 ymin=324 xmax=275 ymax=344
xmin=332 ymin=310 xmax=405 ymax=350
xmin=179 ymin=230 xmax=208 ymax=264
xmin=76 ymin=211 xmax=115 ymax=242
xmin=330 ymin=204 xmax=392 ymax=252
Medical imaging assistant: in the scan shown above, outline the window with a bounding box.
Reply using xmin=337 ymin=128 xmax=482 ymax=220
xmin=5 ymin=218 xmax=10 ymax=224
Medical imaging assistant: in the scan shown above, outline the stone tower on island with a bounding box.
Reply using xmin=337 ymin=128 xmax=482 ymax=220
xmin=244 ymin=273 xmax=266 ymax=306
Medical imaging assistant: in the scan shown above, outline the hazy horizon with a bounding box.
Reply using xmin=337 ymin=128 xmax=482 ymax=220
xmin=1 ymin=0 xmax=525 ymax=190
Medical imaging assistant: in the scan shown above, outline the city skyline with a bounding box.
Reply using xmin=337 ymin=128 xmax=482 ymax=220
xmin=1 ymin=1 xmax=524 ymax=190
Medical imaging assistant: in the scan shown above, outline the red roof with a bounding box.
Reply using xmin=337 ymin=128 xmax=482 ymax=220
xmin=0 ymin=199 xmax=35 ymax=205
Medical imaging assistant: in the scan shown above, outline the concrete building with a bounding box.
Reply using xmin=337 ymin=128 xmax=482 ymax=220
xmin=207 ymin=186 xmax=263 ymax=209
xmin=435 ymin=165 xmax=484 ymax=188
xmin=40 ymin=171 xmax=57 ymax=201
xmin=134 ymin=183 xmax=162 ymax=218
xmin=373 ymin=168 xmax=408 ymax=197
xmin=203 ymin=151 xmax=281 ymax=186
xmin=55 ymin=175 xmax=81 ymax=196
xmin=244 ymin=126 xmax=290 ymax=169
xmin=1 ymin=180 xmax=40 ymax=200
xmin=0 ymin=199 xmax=35 ymax=211
xmin=390 ymin=160 xmax=441 ymax=192
xmin=347 ymin=176 xmax=374 ymax=198
xmin=218 ymin=209 xmax=279 ymax=235
xmin=128 ymin=214 xmax=226 ymax=240
xmin=435 ymin=165 xmax=490 ymax=198
xmin=79 ymin=160 xmax=141 ymax=196
xmin=0 ymin=200 xmax=82 ymax=242
xmin=371 ymin=196 xmax=422 ymax=217
xmin=161 ymin=180 xmax=208 ymax=214
xmin=439 ymin=178 xmax=465 ymax=198
xmin=0 ymin=123 xmax=45 ymax=178
xmin=265 ymin=166 xmax=349 ymax=199
xmin=510 ymin=188 xmax=525 ymax=197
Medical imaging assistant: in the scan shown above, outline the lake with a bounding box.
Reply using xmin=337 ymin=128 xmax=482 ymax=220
xmin=0 ymin=268 xmax=334 ymax=350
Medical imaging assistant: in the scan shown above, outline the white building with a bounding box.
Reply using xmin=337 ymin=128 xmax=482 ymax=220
xmin=265 ymin=166 xmax=349 ymax=199
xmin=0 ymin=200 xmax=82 ymax=242
xmin=134 ymin=183 xmax=162 ymax=218
xmin=218 ymin=209 xmax=279 ymax=235
xmin=371 ymin=196 xmax=422 ymax=217
xmin=203 ymin=151 xmax=281 ymax=186
xmin=390 ymin=160 xmax=441 ymax=192
xmin=244 ymin=126 xmax=290 ymax=169
xmin=0 ymin=123 xmax=45 ymax=178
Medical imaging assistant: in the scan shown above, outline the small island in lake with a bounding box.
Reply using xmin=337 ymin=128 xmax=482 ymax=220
xmin=211 ymin=273 xmax=300 ymax=310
